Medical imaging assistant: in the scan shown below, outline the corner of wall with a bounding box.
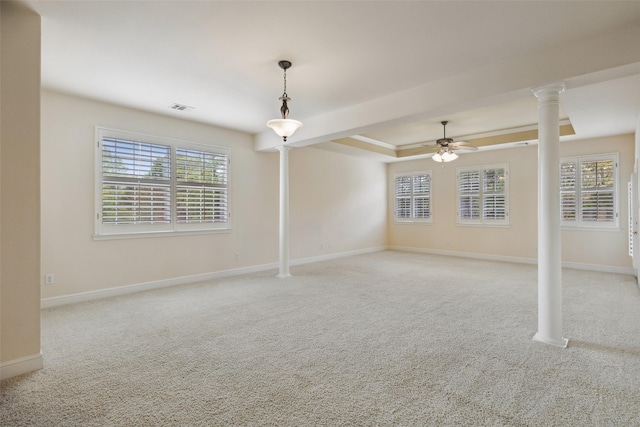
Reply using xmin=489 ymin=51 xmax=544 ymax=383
xmin=0 ymin=0 xmax=43 ymax=379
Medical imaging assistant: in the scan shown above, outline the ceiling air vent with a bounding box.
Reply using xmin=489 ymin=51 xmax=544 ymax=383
xmin=170 ymin=103 xmax=194 ymax=112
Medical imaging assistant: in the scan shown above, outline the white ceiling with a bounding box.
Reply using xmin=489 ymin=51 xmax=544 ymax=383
xmin=26 ymin=1 xmax=640 ymax=161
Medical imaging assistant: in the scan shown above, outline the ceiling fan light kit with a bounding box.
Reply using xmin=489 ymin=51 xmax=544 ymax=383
xmin=267 ymin=60 xmax=303 ymax=142
xmin=433 ymin=149 xmax=458 ymax=163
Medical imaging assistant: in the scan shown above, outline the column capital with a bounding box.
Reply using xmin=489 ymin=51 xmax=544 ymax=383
xmin=532 ymin=82 xmax=566 ymax=99
xmin=276 ymin=145 xmax=292 ymax=153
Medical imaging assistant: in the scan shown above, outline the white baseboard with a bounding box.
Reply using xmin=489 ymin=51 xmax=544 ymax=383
xmin=560 ymin=261 xmax=635 ymax=276
xmin=1 ymin=352 xmax=43 ymax=380
xmin=41 ymin=246 xmax=387 ymax=308
xmin=41 ymin=262 xmax=278 ymax=308
xmin=41 ymin=245 xmax=631 ymax=309
xmin=391 ymin=246 xmax=538 ymax=265
xmin=390 ymin=246 xmax=635 ymax=276
xmin=291 ymin=246 xmax=387 ymax=266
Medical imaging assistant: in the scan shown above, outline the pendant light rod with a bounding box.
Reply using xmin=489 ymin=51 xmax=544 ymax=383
xmin=279 ymin=61 xmax=291 ymax=120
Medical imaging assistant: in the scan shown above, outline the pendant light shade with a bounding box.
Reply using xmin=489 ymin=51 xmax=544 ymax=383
xmin=267 ymin=60 xmax=302 ymax=142
xmin=267 ymin=118 xmax=303 ymax=139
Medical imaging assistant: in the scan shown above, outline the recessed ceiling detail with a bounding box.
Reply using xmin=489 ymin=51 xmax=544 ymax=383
xmin=333 ymin=123 xmax=576 ymax=160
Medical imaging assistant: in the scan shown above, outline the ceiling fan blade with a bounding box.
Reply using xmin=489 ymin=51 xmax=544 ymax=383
xmin=452 ymin=145 xmax=479 ymax=152
xmin=450 ymin=140 xmax=471 ymax=146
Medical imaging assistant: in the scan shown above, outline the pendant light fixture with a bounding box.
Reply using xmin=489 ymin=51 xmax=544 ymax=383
xmin=267 ymin=60 xmax=303 ymax=142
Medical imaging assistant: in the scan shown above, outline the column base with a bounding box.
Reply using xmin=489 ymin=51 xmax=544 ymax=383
xmin=277 ymin=273 xmax=291 ymax=279
xmin=533 ymin=332 xmax=569 ymax=348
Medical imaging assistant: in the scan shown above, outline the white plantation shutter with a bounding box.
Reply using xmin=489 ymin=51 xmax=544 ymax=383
xmin=560 ymin=154 xmax=618 ymax=229
xmin=483 ymin=194 xmax=505 ymax=220
xmin=458 ymin=170 xmax=480 ymax=221
xmin=96 ymin=128 xmax=231 ymax=236
xmin=101 ymin=137 xmax=171 ymax=225
xmin=176 ymin=187 xmax=228 ymax=223
xmin=483 ymin=168 xmax=506 ymax=221
xmin=560 ymin=161 xmax=577 ymax=221
xmin=102 ymin=182 xmax=171 ymax=224
xmin=394 ymin=172 xmax=432 ymax=223
xmin=457 ymin=164 xmax=508 ymax=225
xmin=581 ymin=159 xmax=614 ymax=222
xmin=176 ymin=148 xmax=228 ymax=224
xmin=413 ymin=174 xmax=431 ymax=219
xmin=628 ymin=180 xmax=634 ymax=257
xmin=395 ymin=176 xmax=412 ymax=219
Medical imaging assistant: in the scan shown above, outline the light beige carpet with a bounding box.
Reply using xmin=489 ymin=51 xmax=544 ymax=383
xmin=2 ymin=251 xmax=640 ymax=426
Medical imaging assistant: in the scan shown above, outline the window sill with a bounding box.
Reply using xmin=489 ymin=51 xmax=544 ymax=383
xmin=93 ymin=227 xmax=232 ymax=241
xmin=394 ymin=220 xmax=432 ymax=225
xmin=456 ymin=222 xmax=510 ymax=228
xmin=561 ymin=225 xmax=620 ymax=232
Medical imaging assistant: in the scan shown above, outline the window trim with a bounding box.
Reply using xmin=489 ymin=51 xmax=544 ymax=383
xmin=560 ymin=153 xmax=619 ymax=231
xmin=94 ymin=127 xmax=231 ymax=238
xmin=456 ymin=163 xmax=509 ymax=227
xmin=393 ymin=171 xmax=433 ymax=224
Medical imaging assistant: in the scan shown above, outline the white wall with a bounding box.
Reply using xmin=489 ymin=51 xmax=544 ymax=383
xmin=40 ymin=90 xmax=388 ymax=300
xmin=387 ymin=134 xmax=635 ymax=271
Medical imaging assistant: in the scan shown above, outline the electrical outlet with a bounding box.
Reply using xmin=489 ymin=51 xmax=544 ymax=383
xmin=445 ymin=240 xmax=451 ymax=247
xmin=235 ymin=252 xmax=240 ymax=261
xmin=45 ymin=273 xmax=55 ymax=285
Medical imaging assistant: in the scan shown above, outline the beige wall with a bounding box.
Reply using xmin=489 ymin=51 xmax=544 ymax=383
xmin=43 ymin=88 xmax=630 ymax=306
xmin=559 ymin=135 xmax=633 ymax=268
xmin=41 ymin=91 xmax=388 ymax=300
xmin=1 ymin=1 xmax=42 ymax=372
xmin=290 ymin=146 xmax=388 ymax=259
xmin=388 ymin=134 xmax=634 ymax=270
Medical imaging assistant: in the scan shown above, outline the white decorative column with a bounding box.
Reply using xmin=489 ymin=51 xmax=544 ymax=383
xmin=277 ymin=145 xmax=292 ymax=278
xmin=532 ymin=83 xmax=568 ymax=348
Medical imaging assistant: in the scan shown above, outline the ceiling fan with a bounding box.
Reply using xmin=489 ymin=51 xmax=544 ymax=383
xmin=431 ymin=120 xmax=478 ymax=162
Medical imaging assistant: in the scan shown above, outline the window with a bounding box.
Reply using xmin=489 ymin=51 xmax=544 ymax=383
xmin=96 ymin=128 xmax=230 ymax=237
xmin=457 ymin=164 xmax=508 ymax=226
xmin=560 ymin=153 xmax=618 ymax=229
xmin=628 ymin=179 xmax=633 ymax=257
xmin=394 ymin=172 xmax=432 ymax=223
xmin=175 ymin=148 xmax=229 ymax=225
